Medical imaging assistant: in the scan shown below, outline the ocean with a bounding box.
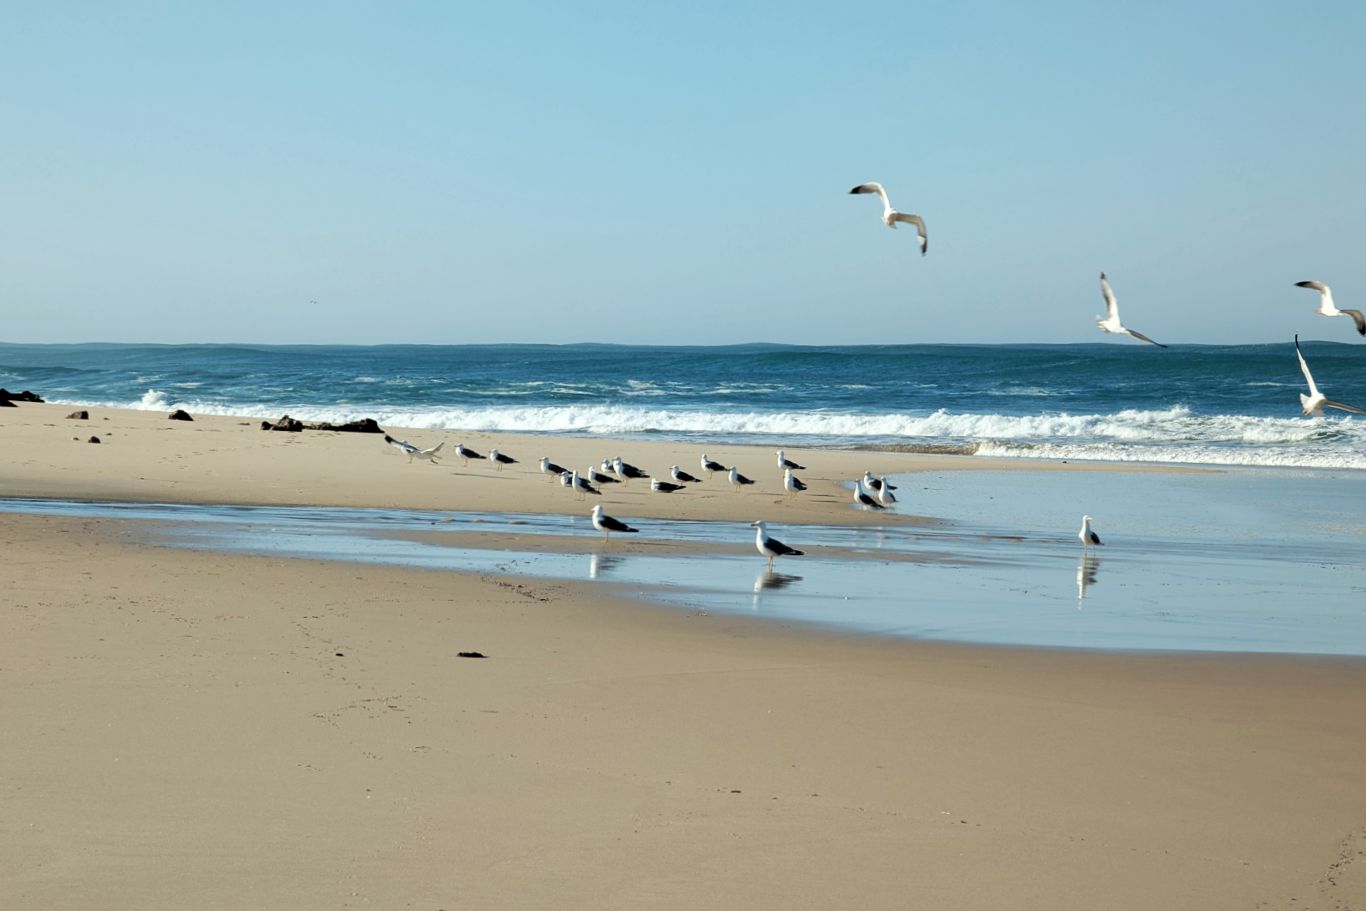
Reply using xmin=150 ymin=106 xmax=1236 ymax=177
xmin=3 ymin=341 xmax=1364 ymax=471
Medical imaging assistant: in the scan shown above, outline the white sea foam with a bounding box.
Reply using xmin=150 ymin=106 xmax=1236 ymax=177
xmin=69 ymin=395 xmax=1366 ymax=471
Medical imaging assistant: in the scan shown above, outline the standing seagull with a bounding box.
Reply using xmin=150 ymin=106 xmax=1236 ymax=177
xmin=783 ymin=468 xmax=807 ymax=496
xmin=776 ymin=450 xmax=806 ymax=471
xmin=849 ymin=182 xmax=928 ymax=255
xmin=384 ymin=435 xmax=444 ymax=464
xmin=568 ymin=470 xmax=601 ymax=499
xmin=728 ymin=466 xmax=756 ymax=491
xmin=1294 ymin=281 xmax=1366 ymax=337
xmin=750 ymin=520 xmax=805 ymax=569
xmin=1097 ymin=272 xmax=1167 ymax=348
xmin=587 ymin=465 xmax=621 ymax=485
xmin=591 ymin=504 xmax=638 ymax=541
xmin=1079 ymin=515 xmax=1103 ymax=551
xmin=671 ymin=464 xmax=702 ymax=484
xmin=862 ymin=471 xmax=897 ymax=493
xmin=540 ymin=456 xmax=569 ymax=481
xmin=613 ymin=456 xmax=650 ymax=482
xmin=1295 ymin=335 xmax=1366 ymax=416
xmin=854 ymin=480 xmax=886 ymax=511
xmin=700 ymin=454 xmax=728 ymax=478
xmin=454 ymin=443 xmax=486 ymax=466
xmin=488 ymin=449 xmax=518 ymax=470
xmin=875 ymin=477 xmax=897 ymax=507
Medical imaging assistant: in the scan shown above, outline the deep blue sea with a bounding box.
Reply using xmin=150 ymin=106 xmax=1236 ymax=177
xmin=3 ymin=341 xmax=1364 ymax=470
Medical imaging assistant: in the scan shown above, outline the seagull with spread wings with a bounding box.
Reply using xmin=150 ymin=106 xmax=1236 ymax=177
xmin=1096 ymin=272 xmax=1167 ymax=348
xmin=1295 ymin=281 xmax=1366 ymax=337
xmin=849 ymin=182 xmax=927 ymax=255
xmin=1295 ymin=335 xmax=1365 ymax=416
xmin=384 ymin=435 xmax=444 ymax=464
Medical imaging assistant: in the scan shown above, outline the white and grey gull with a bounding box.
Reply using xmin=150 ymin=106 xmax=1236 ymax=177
xmin=1295 ymin=281 xmax=1366 ymax=337
xmin=384 ymin=435 xmax=444 ymax=464
xmin=750 ymin=520 xmax=805 ymax=569
xmin=1078 ymin=515 xmax=1102 ymax=551
xmin=849 ymin=182 xmax=928 ymax=255
xmin=1295 ymin=335 xmax=1365 ymax=416
xmin=1097 ymin=272 xmax=1167 ymax=348
xmin=591 ymin=504 xmax=638 ymax=541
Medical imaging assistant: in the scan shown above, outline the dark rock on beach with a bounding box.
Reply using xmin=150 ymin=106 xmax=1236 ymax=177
xmin=67 ymin=410 xmax=90 ymax=420
xmin=260 ymin=415 xmax=383 ymax=434
xmin=168 ymin=409 xmax=193 ymax=421
xmin=0 ymin=388 xmax=44 ymax=403
xmin=261 ymin=415 xmax=305 ymax=432
xmin=88 ymin=435 xmax=101 ymax=444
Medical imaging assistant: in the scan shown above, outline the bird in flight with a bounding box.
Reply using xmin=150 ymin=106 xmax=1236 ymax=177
xmin=849 ymin=182 xmax=927 ymax=255
xmin=384 ymin=435 xmax=443 ymax=464
xmin=1295 ymin=335 xmax=1365 ymax=416
xmin=1096 ymin=272 xmax=1167 ymax=348
xmin=1294 ymin=281 xmax=1365 ymax=337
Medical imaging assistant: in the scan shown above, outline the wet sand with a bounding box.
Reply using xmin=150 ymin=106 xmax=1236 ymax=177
xmin=3 ymin=403 xmax=1365 ymax=909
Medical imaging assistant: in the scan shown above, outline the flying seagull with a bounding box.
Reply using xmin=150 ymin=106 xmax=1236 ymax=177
xmin=1097 ymin=272 xmax=1167 ymax=348
xmin=1079 ymin=515 xmax=1103 ymax=551
xmin=651 ymin=478 xmax=687 ymax=493
xmin=488 ymin=448 xmax=518 ymax=470
xmin=1295 ymin=335 xmax=1365 ymax=416
xmin=591 ymin=504 xmax=638 ymax=541
xmin=776 ymin=450 xmax=806 ymax=471
xmin=783 ymin=468 xmax=807 ymax=496
xmin=700 ymin=454 xmax=727 ymax=477
xmin=454 ymin=443 xmax=485 ymax=466
xmin=540 ymin=456 xmax=569 ymax=481
xmin=750 ymin=520 xmax=805 ymax=569
xmin=1294 ymin=281 xmax=1366 ymax=337
xmin=671 ymin=465 xmax=702 ymax=484
xmin=854 ymin=480 xmax=886 ymax=511
xmin=384 ymin=435 xmax=443 ymax=464
xmin=849 ymin=182 xmax=927 ymax=255
xmin=728 ymin=466 xmax=756 ymax=491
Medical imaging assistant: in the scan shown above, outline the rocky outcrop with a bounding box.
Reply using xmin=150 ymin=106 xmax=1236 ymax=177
xmin=259 ymin=415 xmax=383 ymax=434
xmin=168 ymin=409 xmax=193 ymax=421
xmin=0 ymin=389 xmax=44 ymax=403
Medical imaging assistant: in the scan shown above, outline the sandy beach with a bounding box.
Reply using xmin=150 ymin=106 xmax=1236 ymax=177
xmin=4 ymin=403 xmax=1365 ymax=909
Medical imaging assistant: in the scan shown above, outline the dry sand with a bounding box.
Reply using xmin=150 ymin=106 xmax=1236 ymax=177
xmin=3 ymin=403 xmax=1365 ymax=909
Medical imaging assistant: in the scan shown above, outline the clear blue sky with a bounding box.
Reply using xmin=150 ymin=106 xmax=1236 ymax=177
xmin=3 ymin=2 xmax=1363 ymax=345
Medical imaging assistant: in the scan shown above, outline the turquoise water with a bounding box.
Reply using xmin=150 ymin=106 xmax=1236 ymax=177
xmin=5 ymin=466 xmax=1362 ymax=655
xmin=2 ymin=341 xmax=1364 ymax=468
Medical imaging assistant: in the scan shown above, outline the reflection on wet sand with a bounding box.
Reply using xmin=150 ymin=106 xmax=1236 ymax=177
xmin=588 ymin=552 xmax=625 ymax=580
xmin=1076 ymin=555 xmax=1101 ymax=603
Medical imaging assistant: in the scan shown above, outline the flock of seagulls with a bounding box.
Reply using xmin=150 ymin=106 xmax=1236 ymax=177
xmin=853 ymin=181 xmax=1361 ymax=415
xmin=383 ymin=439 xmax=918 ymax=567
xmin=376 ymin=188 xmax=1361 ymax=580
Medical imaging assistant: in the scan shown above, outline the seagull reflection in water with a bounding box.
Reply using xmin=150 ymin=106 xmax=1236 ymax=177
xmin=588 ymin=552 xmax=625 ymax=580
xmin=752 ymin=570 xmax=803 ymax=610
xmin=1076 ymin=554 xmax=1101 ymax=604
